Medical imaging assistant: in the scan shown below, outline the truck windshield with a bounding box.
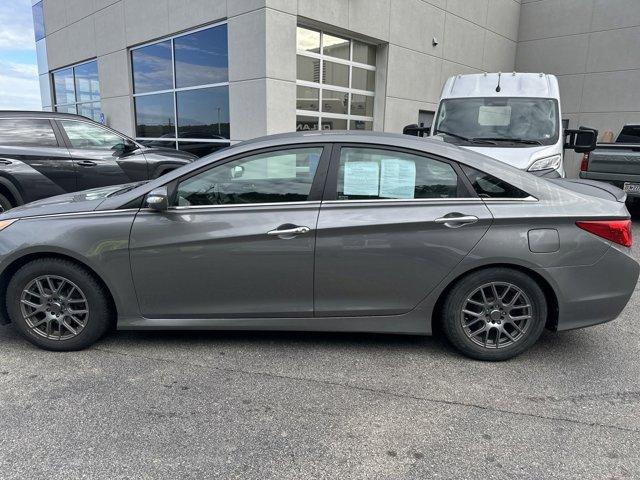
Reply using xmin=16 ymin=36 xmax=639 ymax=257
xmin=433 ymin=97 xmax=559 ymax=146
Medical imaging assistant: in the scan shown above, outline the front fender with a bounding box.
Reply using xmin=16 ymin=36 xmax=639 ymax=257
xmin=0 ymin=212 xmax=140 ymax=324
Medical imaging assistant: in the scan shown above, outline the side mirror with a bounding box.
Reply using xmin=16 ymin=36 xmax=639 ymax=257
xmin=564 ymin=127 xmax=598 ymax=153
xmin=146 ymin=186 xmax=169 ymax=211
xmin=112 ymin=139 xmax=138 ymax=156
xmin=231 ymin=165 xmax=244 ymax=179
xmin=403 ymin=124 xmax=431 ymax=137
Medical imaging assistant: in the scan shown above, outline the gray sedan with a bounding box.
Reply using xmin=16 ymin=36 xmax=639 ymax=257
xmin=0 ymin=132 xmax=637 ymax=361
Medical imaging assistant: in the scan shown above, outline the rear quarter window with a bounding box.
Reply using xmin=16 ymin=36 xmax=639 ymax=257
xmin=461 ymin=165 xmax=530 ymax=199
xmin=0 ymin=118 xmax=59 ymax=148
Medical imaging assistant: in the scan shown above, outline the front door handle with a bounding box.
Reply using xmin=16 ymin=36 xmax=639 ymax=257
xmin=77 ymin=160 xmax=97 ymax=167
xmin=267 ymin=225 xmax=311 ymax=237
xmin=434 ymin=214 xmax=479 ymax=228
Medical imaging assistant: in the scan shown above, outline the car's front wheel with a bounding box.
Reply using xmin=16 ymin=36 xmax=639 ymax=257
xmin=441 ymin=268 xmax=547 ymax=361
xmin=7 ymin=258 xmax=112 ymax=351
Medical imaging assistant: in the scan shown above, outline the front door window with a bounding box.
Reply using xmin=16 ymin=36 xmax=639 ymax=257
xmin=176 ymin=147 xmax=323 ymax=206
xmin=61 ymin=121 xmax=124 ymax=150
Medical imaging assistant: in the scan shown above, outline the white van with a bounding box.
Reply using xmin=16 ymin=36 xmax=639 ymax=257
xmin=405 ymin=72 xmax=596 ymax=178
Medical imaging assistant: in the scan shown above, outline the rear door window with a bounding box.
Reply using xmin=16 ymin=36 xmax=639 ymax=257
xmin=0 ymin=119 xmax=58 ymax=147
xmin=336 ymin=147 xmax=461 ymax=200
xmin=617 ymin=126 xmax=640 ymax=144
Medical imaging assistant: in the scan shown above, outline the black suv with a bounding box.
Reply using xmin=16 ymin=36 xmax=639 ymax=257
xmin=0 ymin=111 xmax=197 ymax=211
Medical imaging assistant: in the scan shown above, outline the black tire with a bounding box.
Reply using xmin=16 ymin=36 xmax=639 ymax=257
xmin=441 ymin=268 xmax=547 ymax=361
xmin=6 ymin=258 xmax=112 ymax=351
xmin=0 ymin=192 xmax=14 ymax=213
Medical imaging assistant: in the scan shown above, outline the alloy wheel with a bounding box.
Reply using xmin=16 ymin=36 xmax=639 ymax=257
xmin=19 ymin=275 xmax=89 ymax=340
xmin=460 ymin=282 xmax=532 ymax=349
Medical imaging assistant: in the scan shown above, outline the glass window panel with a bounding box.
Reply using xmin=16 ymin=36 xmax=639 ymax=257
xmin=323 ymin=34 xmax=350 ymax=60
xmin=297 ymin=55 xmax=320 ymax=83
xmin=461 ymin=165 xmax=529 ymax=199
xmin=177 ymin=86 xmax=230 ymax=140
xmin=321 ymin=90 xmax=348 ymax=115
xmin=353 ymin=41 xmax=376 ymax=66
xmin=296 ymin=116 xmax=319 ymax=132
xmin=296 ymin=86 xmax=319 ymax=111
xmin=61 ymin=120 xmax=124 ymax=150
xmin=56 ymin=105 xmax=77 ymax=114
xmin=74 ymin=61 xmax=100 ymax=103
xmin=0 ymin=119 xmax=57 ymax=147
xmin=53 ymin=68 xmax=76 ymax=105
xmin=32 ymin=2 xmax=45 ymax=42
xmin=350 ymin=94 xmax=373 ymax=117
xmin=134 ymin=93 xmax=175 ymax=138
xmin=178 ymin=142 xmax=230 ymax=158
xmin=176 ymin=148 xmax=323 ymax=206
xmin=131 ymin=41 xmax=173 ymax=94
xmin=77 ymin=102 xmax=103 ymax=123
xmin=322 ymin=118 xmax=347 ymax=130
xmin=175 ymin=25 xmax=228 ymax=88
xmin=337 ymin=148 xmax=459 ymax=200
xmin=323 ymin=61 xmax=349 ymax=88
xmin=297 ymin=27 xmax=320 ymax=54
xmin=349 ymin=120 xmax=373 ymax=131
xmin=352 ymin=67 xmax=375 ymax=91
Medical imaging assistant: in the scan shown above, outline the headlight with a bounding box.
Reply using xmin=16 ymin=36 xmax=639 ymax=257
xmin=0 ymin=219 xmax=17 ymax=231
xmin=528 ymin=155 xmax=562 ymax=172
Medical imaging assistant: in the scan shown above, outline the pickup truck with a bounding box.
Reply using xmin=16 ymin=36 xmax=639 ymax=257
xmin=580 ymin=124 xmax=640 ymax=209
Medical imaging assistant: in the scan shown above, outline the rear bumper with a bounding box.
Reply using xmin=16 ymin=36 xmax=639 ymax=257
xmin=542 ymin=245 xmax=639 ymax=331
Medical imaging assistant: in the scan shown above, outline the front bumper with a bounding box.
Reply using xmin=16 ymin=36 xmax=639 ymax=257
xmin=543 ymin=245 xmax=640 ymax=331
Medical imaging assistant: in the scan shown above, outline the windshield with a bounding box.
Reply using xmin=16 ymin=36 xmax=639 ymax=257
xmin=433 ymin=97 xmax=559 ymax=146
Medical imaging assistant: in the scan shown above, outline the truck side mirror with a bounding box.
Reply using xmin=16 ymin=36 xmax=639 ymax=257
xmin=403 ymin=124 xmax=431 ymax=137
xmin=564 ymin=127 xmax=598 ymax=153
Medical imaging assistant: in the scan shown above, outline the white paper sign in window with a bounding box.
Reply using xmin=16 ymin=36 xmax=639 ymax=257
xmin=380 ymin=158 xmax=416 ymax=199
xmin=343 ymin=161 xmax=379 ymax=196
xmin=478 ymin=106 xmax=511 ymax=126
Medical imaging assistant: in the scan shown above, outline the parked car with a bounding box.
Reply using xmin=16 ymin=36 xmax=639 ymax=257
xmin=403 ymin=72 xmax=598 ymax=177
xmin=580 ymin=124 xmax=640 ymax=210
xmin=0 ymin=131 xmax=637 ymax=360
xmin=0 ymin=111 xmax=196 ymax=211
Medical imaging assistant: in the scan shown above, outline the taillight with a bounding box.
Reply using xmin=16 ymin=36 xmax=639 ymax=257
xmin=576 ymin=220 xmax=632 ymax=247
xmin=580 ymin=152 xmax=590 ymax=172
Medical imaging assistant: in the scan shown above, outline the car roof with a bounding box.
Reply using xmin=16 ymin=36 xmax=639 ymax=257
xmin=0 ymin=110 xmax=93 ymax=121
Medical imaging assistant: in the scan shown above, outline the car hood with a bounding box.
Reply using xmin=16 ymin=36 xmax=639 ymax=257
xmin=461 ymin=145 xmax=559 ymax=170
xmin=0 ymin=183 xmax=142 ymax=220
xmin=140 ymin=146 xmax=197 ymax=161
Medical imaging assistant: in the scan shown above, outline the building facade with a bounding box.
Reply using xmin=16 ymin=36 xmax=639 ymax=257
xmin=31 ymin=0 xmax=640 ymax=175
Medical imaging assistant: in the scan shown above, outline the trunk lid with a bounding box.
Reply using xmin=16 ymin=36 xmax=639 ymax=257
xmin=549 ymin=178 xmax=626 ymax=202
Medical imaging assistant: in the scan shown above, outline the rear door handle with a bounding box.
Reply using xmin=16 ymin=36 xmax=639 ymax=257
xmin=267 ymin=225 xmax=311 ymax=237
xmin=77 ymin=160 xmax=97 ymax=167
xmin=434 ymin=214 xmax=479 ymax=228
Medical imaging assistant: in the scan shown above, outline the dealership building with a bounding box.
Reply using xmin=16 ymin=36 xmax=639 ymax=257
xmin=31 ymin=0 xmax=640 ymax=174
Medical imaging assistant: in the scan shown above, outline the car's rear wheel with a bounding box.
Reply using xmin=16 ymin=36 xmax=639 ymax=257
xmin=7 ymin=258 xmax=112 ymax=351
xmin=0 ymin=193 xmax=14 ymax=212
xmin=441 ymin=268 xmax=547 ymax=361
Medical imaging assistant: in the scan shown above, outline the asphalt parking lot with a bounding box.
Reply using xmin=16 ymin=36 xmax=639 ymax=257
xmin=1 ymin=226 xmax=639 ymax=479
